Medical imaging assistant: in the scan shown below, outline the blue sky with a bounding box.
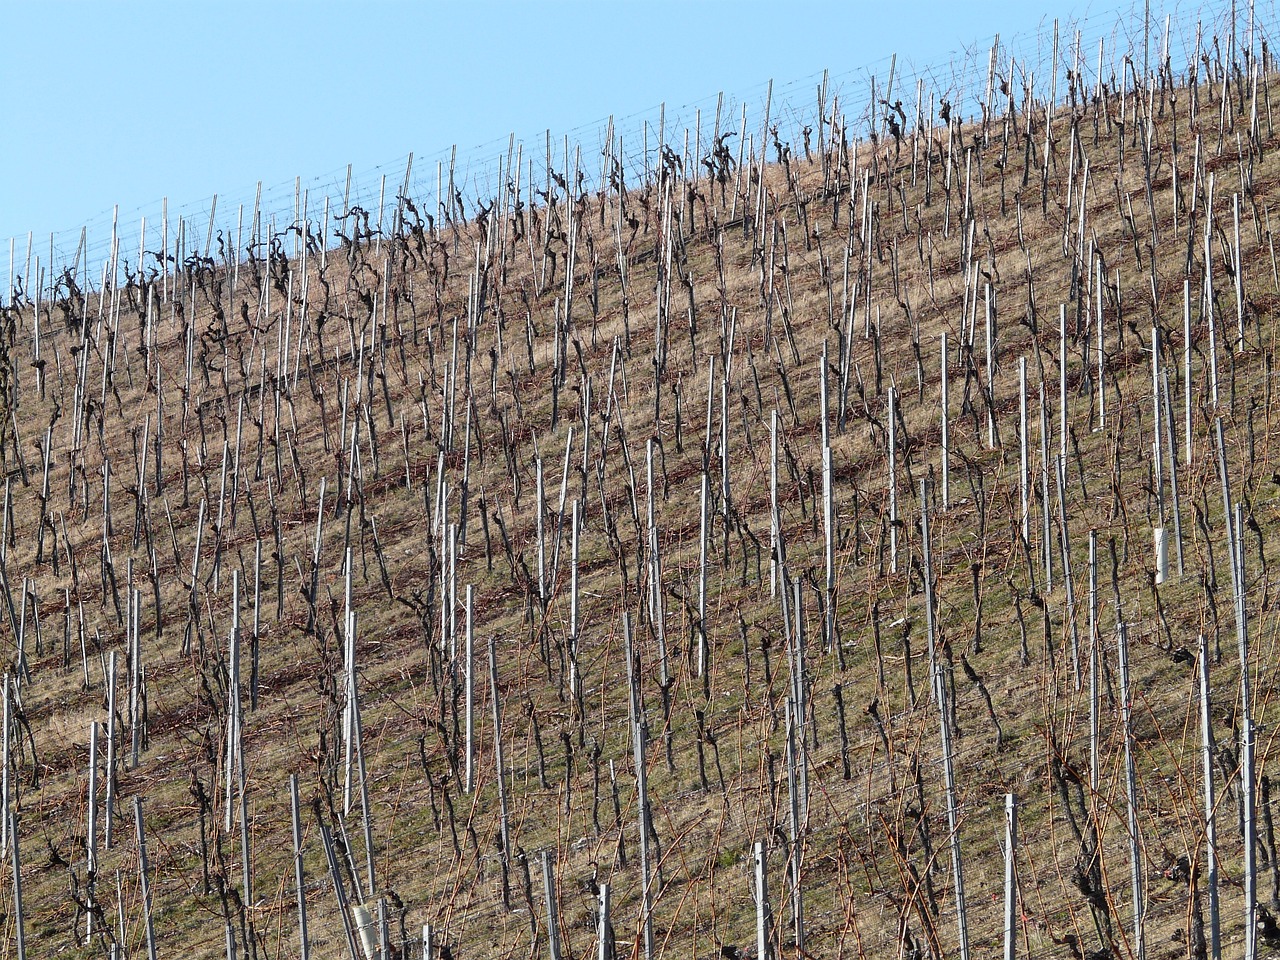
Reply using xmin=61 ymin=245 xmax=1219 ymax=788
xmin=0 ymin=0 xmax=1228 ymax=259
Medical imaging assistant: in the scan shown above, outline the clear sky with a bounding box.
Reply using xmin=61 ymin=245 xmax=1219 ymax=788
xmin=0 ymin=0 xmax=1236 ymax=262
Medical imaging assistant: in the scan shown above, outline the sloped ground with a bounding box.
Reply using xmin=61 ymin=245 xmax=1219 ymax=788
xmin=0 ymin=35 xmax=1278 ymax=960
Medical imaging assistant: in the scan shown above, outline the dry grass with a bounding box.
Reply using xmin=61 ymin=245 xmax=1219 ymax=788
xmin=0 ymin=44 xmax=1278 ymax=960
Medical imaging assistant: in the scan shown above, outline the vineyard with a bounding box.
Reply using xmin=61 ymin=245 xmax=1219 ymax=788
xmin=2 ymin=4 xmax=1280 ymax=959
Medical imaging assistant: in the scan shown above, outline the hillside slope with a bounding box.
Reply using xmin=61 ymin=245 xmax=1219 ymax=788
xmin=2 ymin=18 xmax=1280 ymax=960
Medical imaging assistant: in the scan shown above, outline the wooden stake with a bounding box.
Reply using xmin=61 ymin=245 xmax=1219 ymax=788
xmin=9 ymin=808 xmax=22 ymax=960
xmin=624 ymin=614 xmax=655 ymax=960
xmin=924 ymin=480 xmax=970 ymax=959
xmin=941 ymin=335 xmax=950 ymax=509
xmin=598 ymin=882 xmax=613 ymax=960
xmin=86 ymin=721 xmax=98 ymax=941
xmin=888 ymin=387 xmax=899 ymax=572
xmin=784 ymin=699 xmax=805 ymax=954
xmin=290 ymin=773 xmax=311 ymax=960
xmin=1018 ymin=357 xmax=1030 ymax=551
xmin=106 ymin=651 xmax=117 ymax=848
xmin=542 ymin=850 xmax=563 ymax=960
xmin=1198 ymin=632 xmax=1222 ymax=960
xmin=1004 ymin=794 xmax=1018 ymax=960
xmin=490 ymin=637 xmax=512 ymax=904
xmin=464 ymin=585 xmax=474 ymax=793
xmin=134 ymin=798 xmax=158 ymax=960
xmin=1117 ymin=622 xmax=1146 ymax=960
xmin=755 ymin=840 xmax=774 ymax=960
xmin=1217 ymin=419 xmax=1256 ymax=960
